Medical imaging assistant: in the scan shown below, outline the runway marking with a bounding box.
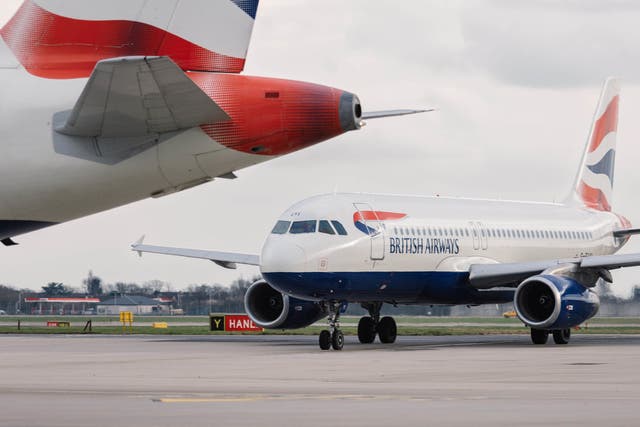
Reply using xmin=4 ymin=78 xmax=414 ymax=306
xmin=156 ymin=397 xmax=262 ymax=403
xmin=154 ymin=394 xmax=492 ymax=404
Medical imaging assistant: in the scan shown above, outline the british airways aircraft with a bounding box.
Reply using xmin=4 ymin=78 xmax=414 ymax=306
xmin=133 ymin=78 xmax=640 ymax=350
xmin=0 ymin=0 xmax=423 ymax=245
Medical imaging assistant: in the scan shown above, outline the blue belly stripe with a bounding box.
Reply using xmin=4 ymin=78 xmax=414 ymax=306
xmin=263 ymin=271 xmax=514 ymax=305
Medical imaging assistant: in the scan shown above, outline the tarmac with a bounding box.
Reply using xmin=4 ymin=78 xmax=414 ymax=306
xmin=1 ymin=334 xmax=639 ymax=427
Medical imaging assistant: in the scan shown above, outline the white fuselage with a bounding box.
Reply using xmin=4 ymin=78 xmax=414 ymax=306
xmin=259 ymin=193 xmax=626 ymax=303
xmin=0 ymin=39 xmax=266 ymax=226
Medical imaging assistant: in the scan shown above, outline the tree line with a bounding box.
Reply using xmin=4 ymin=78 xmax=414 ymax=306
xmin=0 ymin=272 xmax=639 ymax=315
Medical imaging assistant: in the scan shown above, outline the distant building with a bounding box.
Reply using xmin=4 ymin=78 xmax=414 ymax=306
xmin=24 ymin=297 xmax=100 ymax=315
xmin=97 ymin=295 xmax=163 ymax=315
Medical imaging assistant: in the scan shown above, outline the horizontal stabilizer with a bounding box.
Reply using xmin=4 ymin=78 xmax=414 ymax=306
xmin=131 ymin=240 xmax=259 ymax=270
xmin=56 ymin=56 xmax=229 ymax=139
xmin=362 ymin=109 xmax=433 ymax=120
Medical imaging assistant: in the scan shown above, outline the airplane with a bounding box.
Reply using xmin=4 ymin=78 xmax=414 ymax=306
xmin=133 ymin=78 xmax=640 ymax=350
xmin=0 ymin=0 xmax=425 ymax=245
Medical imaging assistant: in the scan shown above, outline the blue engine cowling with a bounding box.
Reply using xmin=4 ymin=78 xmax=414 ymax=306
xmin=514 ymin=274 xmax=600 ymax=330
xmin=244 ymin=280 xmax=327 ymax=329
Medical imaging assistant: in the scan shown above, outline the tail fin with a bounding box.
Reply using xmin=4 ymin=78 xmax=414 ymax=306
xmin=568 ymin=77 xmax=620 ymax=211
xmin=1 ymin=0 xmax=259 ymax=79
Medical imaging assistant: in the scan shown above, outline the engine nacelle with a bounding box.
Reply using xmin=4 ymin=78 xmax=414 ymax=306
xmin=514 ymin=274 xmax=600 ymax=330
xmin=244 ymin=280 xmax=326 ymax=329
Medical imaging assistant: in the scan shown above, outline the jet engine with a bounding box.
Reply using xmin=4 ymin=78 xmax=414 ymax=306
xmin=514 ymin=274 xmax=600 ymax=330
xmin=244 ymin=280 xmax=326 ymax=329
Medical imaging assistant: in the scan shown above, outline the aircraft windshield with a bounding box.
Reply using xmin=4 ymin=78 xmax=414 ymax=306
xmin=270 ymin=219 xmax=348 ymax=235
xmin=290 ymin=220 xmax=317 ymax=234
xmin=271 ymin=220 xmax=291 ymax=234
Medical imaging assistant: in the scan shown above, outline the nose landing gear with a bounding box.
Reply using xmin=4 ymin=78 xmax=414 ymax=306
xmin=319 ymin=302 xmax=344 ymax=350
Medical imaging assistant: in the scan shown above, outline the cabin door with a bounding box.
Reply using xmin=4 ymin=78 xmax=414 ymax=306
xmin=353 ymin=202 xmax=385 ymax=260
xmin=469 ymin=221 xmax=488 ymax=250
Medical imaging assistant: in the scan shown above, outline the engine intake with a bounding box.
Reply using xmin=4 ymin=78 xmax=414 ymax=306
xmin=244 ymin=280 xmax=326 ymax=329
xmin=514 ymin=274 xmax=599 ymax=330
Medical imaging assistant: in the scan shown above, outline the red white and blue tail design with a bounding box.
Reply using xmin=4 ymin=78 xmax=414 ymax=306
xmin=571 ymin=78 xmax=620 ymax=212
xmin=1 ymin=0 xmax=259 ymax=79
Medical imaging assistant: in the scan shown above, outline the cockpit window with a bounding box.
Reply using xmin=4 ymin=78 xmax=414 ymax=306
xmin=271 ymin=220 xmax=290 ymax=234
xmin=331 ymin=221 xmax=348 ymax=236
xmin=289 ymin=220 xmax=317 ymax=234
xmin=318 ymin=220 xmax=335 ymax=235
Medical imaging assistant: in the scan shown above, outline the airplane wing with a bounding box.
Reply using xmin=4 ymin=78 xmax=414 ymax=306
xmin=468 ymin=252 xmax=640 ymax=289
xmin=56 ymin=56 xmax=229 ymax=139
xmin=131 ymin=237 xmax=259 ymax=270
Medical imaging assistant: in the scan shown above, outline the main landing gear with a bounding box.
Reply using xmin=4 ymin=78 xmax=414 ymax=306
xmin=318 ymin=302 xmax=398 ymax=350
xmin=530 ymin=328 xmax=571 ymax=345
xmin=319 ymin=302 xmax=344 ymax=351
xmin=357 ymin=303 xmax=397 ymax=345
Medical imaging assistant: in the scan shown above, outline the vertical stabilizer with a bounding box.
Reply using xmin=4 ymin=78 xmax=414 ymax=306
xmin=1 ymin=0 xmax=259 ymax=79
xmin=569 ymin=78 xmax=620 ymax=211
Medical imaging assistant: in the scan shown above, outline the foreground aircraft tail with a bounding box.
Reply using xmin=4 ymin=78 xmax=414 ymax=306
xmin=568 ymin=77 xmax=620 ymax=211
xmin=1 ymin=0 xmax=259 ymax=79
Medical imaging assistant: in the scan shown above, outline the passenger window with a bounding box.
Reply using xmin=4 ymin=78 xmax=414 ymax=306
xmin=318 ymin=220 xmax=335 ymax=235
xmin=271 ymin=221 xmax=291 ymax=234
xmin=289 ymin=220 xmax=317 ymax=234
xmin=331 ymin=221 xmax=348 ymax=236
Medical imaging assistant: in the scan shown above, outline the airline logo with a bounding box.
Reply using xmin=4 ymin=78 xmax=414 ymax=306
xmin=578 ymin=79 xmax=619 ymax=212
xmin=353 ymin=211 xmax=406 ymax=235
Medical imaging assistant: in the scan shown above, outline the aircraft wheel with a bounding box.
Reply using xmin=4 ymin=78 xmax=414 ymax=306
xmin=319 ymin=330 xmax=331 ymax=350
xmin=331 ymin=329 xmax=344 ymax=350
xmin=530 ymin=328 xmax=549 ymax=345
xmin=357 ymin=316 xmax=377 ymax=343
xmin=377 ymin=316 xmax=397 ymax=344
xmin=553 ymin=328 xmax=571 ymax=345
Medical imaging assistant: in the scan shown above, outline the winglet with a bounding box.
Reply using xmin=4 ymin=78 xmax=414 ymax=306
xmin=132 ymin=235 xmax=146 ymax=257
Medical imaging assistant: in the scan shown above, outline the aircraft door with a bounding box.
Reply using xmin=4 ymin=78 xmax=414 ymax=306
xmin=353 ymin=202 xmax=385 ymax=260
xmin=469 ymin=221 xmax=480 ymax=250
xmin=478 ymin=221 xmax=488 ymax=250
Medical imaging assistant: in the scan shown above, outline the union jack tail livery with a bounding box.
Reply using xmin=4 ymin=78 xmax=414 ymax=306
xmin=1 ymin=0 xmax=259 ymax=78
xmin=571 ymin=77 xmax=620 ymax=211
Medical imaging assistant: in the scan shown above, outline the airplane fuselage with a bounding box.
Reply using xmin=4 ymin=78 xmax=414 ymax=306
xmin=0 ymin=38 xmax=359 ymax=239
xmin=260 ymin=193 xmax=628 ymax=304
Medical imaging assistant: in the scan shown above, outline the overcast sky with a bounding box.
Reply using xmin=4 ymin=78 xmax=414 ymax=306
xmin=2 ymin=0 xmax=640 ymax=297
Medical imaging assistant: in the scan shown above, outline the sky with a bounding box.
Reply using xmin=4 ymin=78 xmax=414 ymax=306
xmin=2 ymin=0 xmax=640 ymax=297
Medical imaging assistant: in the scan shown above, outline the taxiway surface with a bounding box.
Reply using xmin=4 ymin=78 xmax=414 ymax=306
xmin=1 ymin=334 xmax=639 ymax=427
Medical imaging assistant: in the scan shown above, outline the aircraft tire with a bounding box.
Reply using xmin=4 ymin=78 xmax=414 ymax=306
xmin=377 ymin=316 xmax=397 ymax=344
xmin=530 ymin=328 xmax=549 ymax=345
xmin=331 ymin=330 xmax=344 ymax=350
xmin=553 ymin=328 xmax=571 ymax=345
xmin=319 ymin=330 xmax=331 ymax=350
xmin=357 ymin=317 xmax=377 ymax=344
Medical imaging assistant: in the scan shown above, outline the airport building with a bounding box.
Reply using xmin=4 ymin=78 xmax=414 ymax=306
xmin=24 ymin=297 xmax=100 ymax=315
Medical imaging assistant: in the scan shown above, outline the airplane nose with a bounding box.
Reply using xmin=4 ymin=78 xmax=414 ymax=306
xmin=260 ymin=238 xmax=307 ymax=273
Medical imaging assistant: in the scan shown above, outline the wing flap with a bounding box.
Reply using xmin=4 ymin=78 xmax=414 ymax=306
xmin=56 ymin=56 xmax=229 ymax=139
